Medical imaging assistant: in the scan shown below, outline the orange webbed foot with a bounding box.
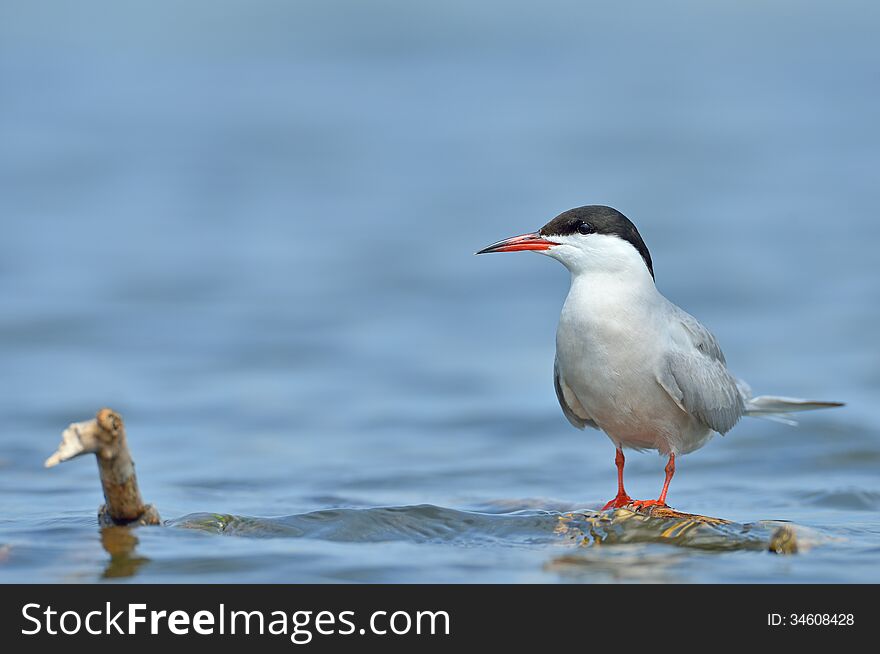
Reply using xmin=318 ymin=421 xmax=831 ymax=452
xmin=601 ymin=494 xmax=633 ymax=510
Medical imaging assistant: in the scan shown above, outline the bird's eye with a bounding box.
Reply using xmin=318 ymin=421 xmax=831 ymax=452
xmin=577 ymin=221 xmax=593 ymax=235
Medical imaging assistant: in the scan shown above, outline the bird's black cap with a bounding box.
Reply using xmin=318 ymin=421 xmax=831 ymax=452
xmin=539 ymin=205 xmax=654 ymax=278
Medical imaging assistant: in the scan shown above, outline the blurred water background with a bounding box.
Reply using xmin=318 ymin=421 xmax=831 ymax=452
xmin=1 ymin=1 xmax=878 ymax=582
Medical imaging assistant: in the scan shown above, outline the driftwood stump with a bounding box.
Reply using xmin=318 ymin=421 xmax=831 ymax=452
xmin=45 ymin=408 xmax=160 ymax=526
xmin=553 ymin=504 xmax=799 ymax=555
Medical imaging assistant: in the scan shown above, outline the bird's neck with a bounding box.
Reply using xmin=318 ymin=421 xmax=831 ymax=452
xmin=563 ymin=267 xmax=661 ymax=321
xmin=569 ymin=262 xmax=658 ymax=297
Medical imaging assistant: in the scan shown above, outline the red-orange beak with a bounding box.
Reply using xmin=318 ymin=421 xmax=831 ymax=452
xmin=475 ymin=232 xmax=556 ymax=254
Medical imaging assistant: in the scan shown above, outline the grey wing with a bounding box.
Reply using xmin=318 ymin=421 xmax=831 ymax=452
xmin=657 ymin=304 xmax=746 ymax=434
xmin=554 ymin=357 xmax=598 ymax=430
xmin=671 ymin=304 xmax=727 ymax=363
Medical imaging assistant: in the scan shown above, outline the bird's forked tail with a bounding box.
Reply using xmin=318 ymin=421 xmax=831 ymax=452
xmin=745 ymin=395 xmax=844 ymax=425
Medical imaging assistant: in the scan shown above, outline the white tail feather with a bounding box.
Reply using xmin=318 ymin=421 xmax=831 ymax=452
xmin=751 ymin=413 xmax=800 ymax=426
xmin=745 ymin=395 xmax=843 ymax=426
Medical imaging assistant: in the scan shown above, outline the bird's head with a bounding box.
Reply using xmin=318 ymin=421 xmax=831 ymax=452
xmin=477 ymin=205 xmax=654 ymax=281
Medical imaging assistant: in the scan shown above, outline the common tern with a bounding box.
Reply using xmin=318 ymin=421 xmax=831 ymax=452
xmin=477 ymin=205 xmax=842 ymax=509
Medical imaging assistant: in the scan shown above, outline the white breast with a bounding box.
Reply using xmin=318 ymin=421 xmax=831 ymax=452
xmin=554 ymin=273 xmax=713 ymax=455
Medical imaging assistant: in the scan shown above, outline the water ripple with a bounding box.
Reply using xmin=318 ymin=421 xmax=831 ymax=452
xmin=168 ymin=504 xmax=813 ymax=553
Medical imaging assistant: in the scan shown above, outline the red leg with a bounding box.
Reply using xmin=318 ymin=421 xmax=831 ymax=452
xmin=658 ymin=453 xmax=675 ymax=504
xmin=601 ymin=448 xmax=633 ymax=510
xmin=631 ymin=454 xmax=676 ymax=509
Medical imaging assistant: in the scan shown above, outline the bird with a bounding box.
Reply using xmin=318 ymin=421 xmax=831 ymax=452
xmin=477 ymin=205 xmax=842 ymax=510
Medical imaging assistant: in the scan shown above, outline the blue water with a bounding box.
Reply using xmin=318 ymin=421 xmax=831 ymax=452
xmin=1 ymin=1 xmax=878 ymax=583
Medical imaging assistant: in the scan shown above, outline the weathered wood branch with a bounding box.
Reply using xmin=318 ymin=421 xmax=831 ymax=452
xmin=45 ymin=408 xmax=160 ymax=526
